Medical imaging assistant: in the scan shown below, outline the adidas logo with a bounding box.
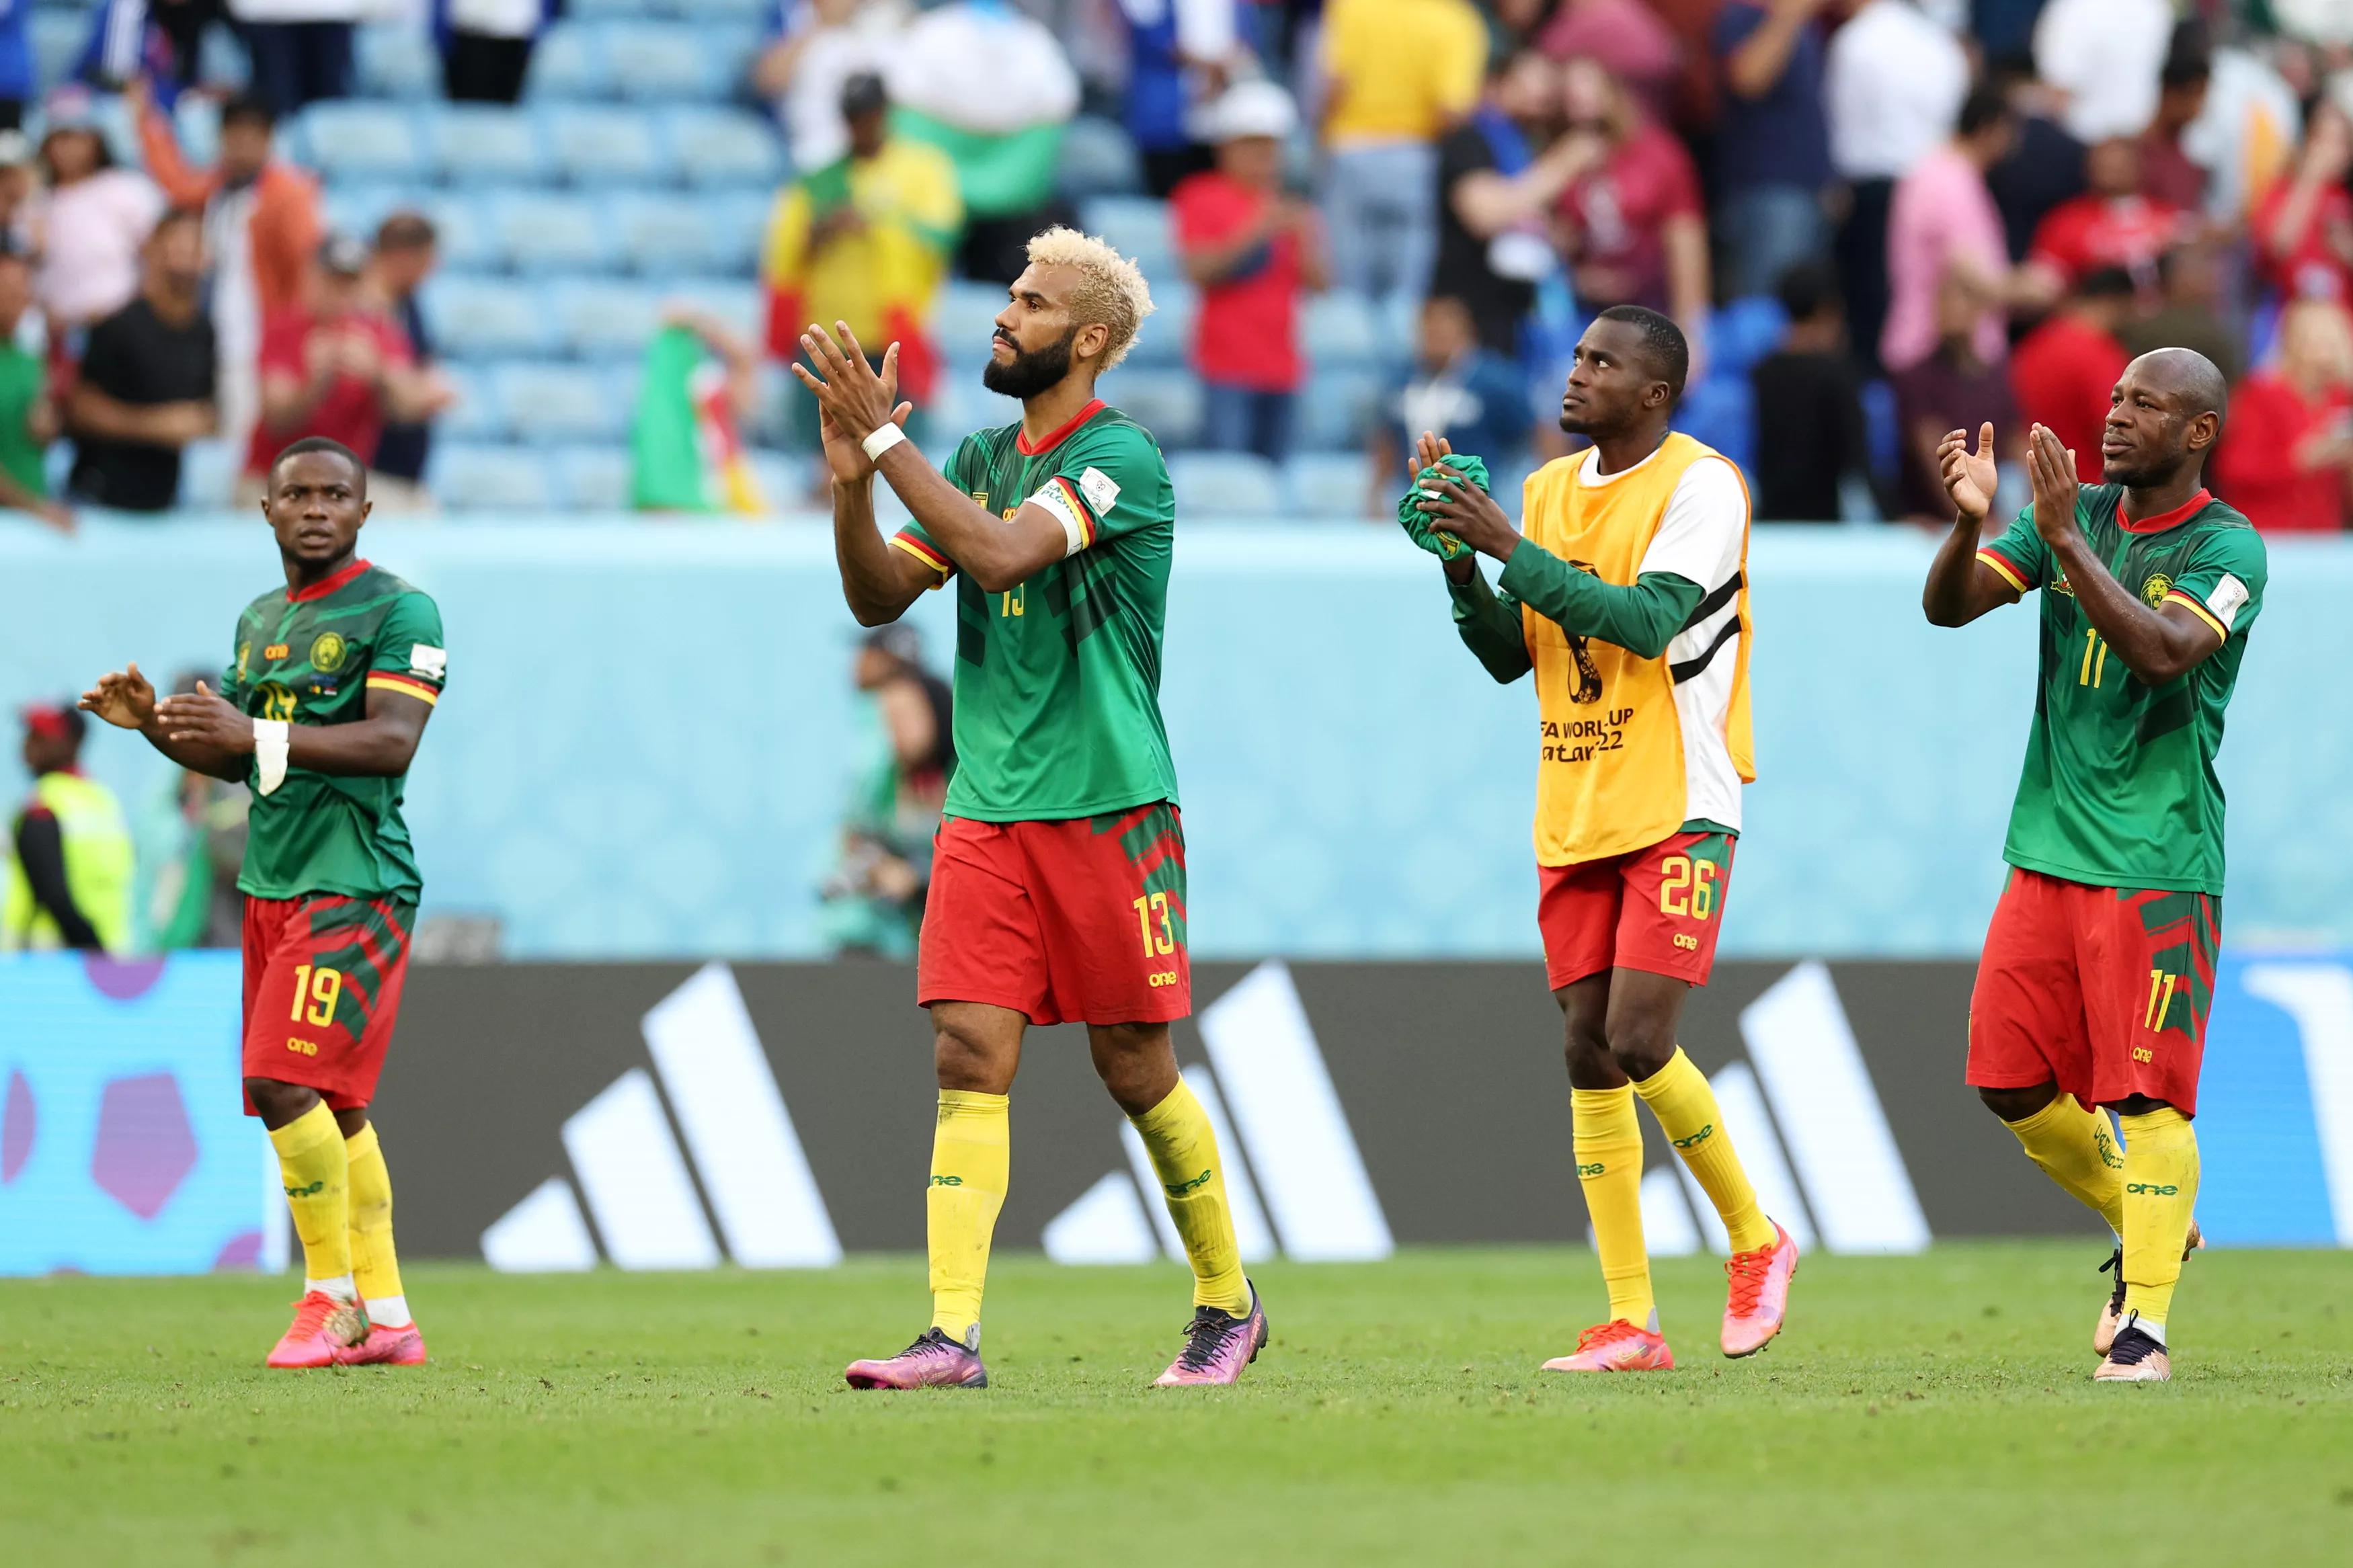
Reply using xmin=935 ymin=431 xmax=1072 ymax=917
xmin=1042 ymin=961 xmax=1393 ymax=1266
xmin=1605 ymin=962 xmax=1930 ymax=1258
xmin=479 ymin=963 xmax=841 ymax=1272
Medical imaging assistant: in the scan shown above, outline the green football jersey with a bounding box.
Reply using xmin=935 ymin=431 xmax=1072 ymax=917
xmin=1976 ymin=486 xmax=2266 ymax=894
xmin=217 ymin=559 xmax=447 ymax=903
xmin=890 ymin=400 xmax=1180 ymax=821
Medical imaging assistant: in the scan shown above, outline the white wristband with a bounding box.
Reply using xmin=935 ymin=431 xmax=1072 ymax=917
xmin=253 ymin=719 xmax=290 ymax=797
xmin=861 ymin=423 xmax=908 ymax=462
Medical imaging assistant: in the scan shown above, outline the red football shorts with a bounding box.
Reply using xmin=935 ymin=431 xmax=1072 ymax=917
xmin=918 ymin=802 xmax=1190 ymax=1027
xmin=241 ymin=894 xmax=415 ymax=1115
xmin=1538 ymin=828 xmax=1737 ymax=991
xmin=1967 ymin=868 xmax=2219 ymax=1116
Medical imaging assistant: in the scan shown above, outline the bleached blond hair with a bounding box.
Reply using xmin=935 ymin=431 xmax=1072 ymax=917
xmin=1026 ymin=226 xmax=1156 ymax=372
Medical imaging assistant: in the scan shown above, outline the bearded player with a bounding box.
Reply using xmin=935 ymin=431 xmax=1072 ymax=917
xmin=81 ymin=438 xmax=442 ymax=1370
xmin=793 ymin=227 xmax=1265 ymax=1390
xmin=1416 ymin=305 xmax=1798 ymax=1373
xmin=1925 ymin=349 xmax=2260 ymax=1383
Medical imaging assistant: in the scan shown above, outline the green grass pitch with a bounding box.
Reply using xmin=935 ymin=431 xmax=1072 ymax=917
xmin=5 ymin=1244 xmax=2349 ymax=1567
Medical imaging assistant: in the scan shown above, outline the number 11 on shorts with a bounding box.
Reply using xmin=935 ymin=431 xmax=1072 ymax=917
xmin=1133 ymin=893 xmax=1175 ymax=957
xmin=2143 ymin=967 xmax=2182 ymax=1031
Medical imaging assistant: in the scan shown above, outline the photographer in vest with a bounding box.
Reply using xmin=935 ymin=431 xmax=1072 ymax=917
xmin=4 ymin=702 xmax=133 ymax=952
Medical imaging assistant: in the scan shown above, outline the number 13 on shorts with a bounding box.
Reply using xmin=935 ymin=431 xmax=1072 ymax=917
xmin=1133 ymin=891 xmax=1176 ymax=956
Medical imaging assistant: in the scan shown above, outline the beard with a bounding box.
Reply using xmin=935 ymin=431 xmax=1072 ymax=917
xmin=982 ymin=327 xmax=1077 ymax=400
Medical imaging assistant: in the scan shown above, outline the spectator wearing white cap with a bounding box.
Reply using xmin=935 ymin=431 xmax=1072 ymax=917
xmin=1171 ymin=79 xmax=1327 ymax=464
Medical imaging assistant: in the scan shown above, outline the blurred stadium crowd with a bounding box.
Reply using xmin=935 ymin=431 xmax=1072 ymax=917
xmin=0 ymin=0 xmax=2348 ymax=526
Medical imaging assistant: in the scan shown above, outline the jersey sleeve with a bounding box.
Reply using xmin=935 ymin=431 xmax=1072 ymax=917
xmin=219 ymin=610 xmax=253 ymax=708
xmin=1977 ymin=506 xmax=2050 ymax=595
xmin=1031 ymin=423 xmax=1174 ymax=555
xmin=1637 ymin=456 xmax=1747 ymax=589
xmin=888 ymin=438 xmax=973 ymax=585
xmin=365 ymin=593 xmax=447 ymax=708
xmin=2163 ymin=525 xmax=2267 ymax=643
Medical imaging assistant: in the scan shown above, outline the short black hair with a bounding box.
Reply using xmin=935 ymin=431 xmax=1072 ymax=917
xmin=2078 ymin=265 xmax=2137 ymax=301
xmin=1958 ymin=83 xmax=2013 ymax=139
xmin=221 ymin=93 xmax=276 ymax=134
xmin=2162 ymin=17 xmax=2212 ymax=89
xmin=1773 ymin=259 xmax=1841 ymax=323
xmin=147 ymin=206 xmax=204 ymax=245
xmin=374 ymin=210 xmax=437 ymax=251
xmin=272 ymin=436 xmax=367 ymax=495
xmin=1594 ymin=304 xmax=1690 ymax=401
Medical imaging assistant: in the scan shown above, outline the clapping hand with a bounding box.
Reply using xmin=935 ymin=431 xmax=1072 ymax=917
xmin=80 ymin=663 xmax=157 ymax=730
xmin=1938 ymin=422 xmax=1999 ymax=525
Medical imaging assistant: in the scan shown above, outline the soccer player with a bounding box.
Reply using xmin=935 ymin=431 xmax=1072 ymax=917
xmin=793 ymin=227 xmax=1265 ymax=1389
xmin=80 ymin=438 xmax=444 ymax=1370
xmin=1924 ymin=349 xmax=2259 ymax=1383
xmin=1414 ymin=306 xmax=1798 ymax=1372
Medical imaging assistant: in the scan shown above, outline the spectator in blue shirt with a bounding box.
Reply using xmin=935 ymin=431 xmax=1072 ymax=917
xmin=1712 ymin=0 xmax=1836 ymax=300
xmin=1368 ymin=294 xmax=1531 ymax=515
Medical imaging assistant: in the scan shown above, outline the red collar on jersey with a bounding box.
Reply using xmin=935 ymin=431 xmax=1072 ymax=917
xmin=1015 ymin=399 xmax=1105 ymax=456
xmin=287 ymin=557 xmax=371 ymax=603
xmin=2116 ymin=489 xmax=2211 ymax=534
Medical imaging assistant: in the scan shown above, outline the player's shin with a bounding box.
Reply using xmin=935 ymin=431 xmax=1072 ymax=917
xmin=1633 ymin=1048 xmax=1777 ymax=1253
xmin=1129 ymin=1080 xmax=1252 ymax=1316
xmin=1572 ymin=1086 xmax=1655 ymax=1328
xmin=2118 ymin=1108 xmax=2200 ymax=1339
xmin=269 ymin=1101 xmax=355 ymax=1297
xmin=345 ymin=1123 xmax=410 ymax=1327
xmin=927 ymin=1090 xmax=1010 ymax=1346
xmin=2001 ymin=1093 xmax=2126 ymax=1235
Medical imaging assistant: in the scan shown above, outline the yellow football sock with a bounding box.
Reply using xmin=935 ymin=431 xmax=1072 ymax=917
xmin=268 ymin=1102 xmax=352 ymax=1294
xmin=1572 ymin=1085 xmax=1654 ymax=1329
xmin=1129 ymin=1080 xmax=1252 ymax=1315
xmin=2119 ymin=1108 xmax=2200 ymax=1336
xmin=927 ymin=1089 xmax=1009 ymax=1345
xmin=1633 ymin=1048 xmax=1778 ymax=1254
xmin=2001 ymin=1093 xmax=2125 ymax=1235
xmin=345 ymin=1122 xmax=409 ymax=1325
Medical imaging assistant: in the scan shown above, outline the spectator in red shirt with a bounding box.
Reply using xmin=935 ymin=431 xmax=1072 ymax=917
xmin=1172 ymin=81 xmax=1326 ymax=464
xmin=1556 ymin=55 xmax=1710 ymax=374
xmin=2254 ymin=102 xmax=2353 ymax=304
xmin=237 ymin=234 xmax=448 ymax=501
xmin=2212 ymin=298 xmax=2353 ymax=534
xmin=2026 ymin=136 xmax=2186 ymax=294
xmin=2009 ymin=265 xmax=2135 ymax=485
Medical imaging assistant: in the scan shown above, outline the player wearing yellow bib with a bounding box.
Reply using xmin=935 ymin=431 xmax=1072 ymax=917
xmin=1416 ymin=305 xmax=1798 ymax=1372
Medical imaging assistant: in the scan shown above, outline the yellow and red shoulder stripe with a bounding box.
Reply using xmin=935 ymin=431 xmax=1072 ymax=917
xmin=1049 ymin=475 xmax=1098 ymax=548
xmin=366 ymin=672 xmax=440 ymax=706
xmin=2161 ymin=589 xmax=2228 ymax=640
xmin=891 ymin=529 xmax=952 ymax=577
xmin=1975 ymin=548 xmax=2030 ymax=593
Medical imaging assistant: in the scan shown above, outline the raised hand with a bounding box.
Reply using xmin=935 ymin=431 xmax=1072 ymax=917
xmin=1418 ymin=464 xmax=1516 ymax=559
xmin=799 ymin=323 xmax=914 ymax=483
xmin=1413 ymin=431 xmax=1454 ymax=477
xmin=80 ymin=662 xmax=157 ymax=730
xmin=1938 ymin=421 xmax=1999 ymax=524
xmin=154 ymin=682 xmax=255 ymax=752
xmin=2026 ymin=423 xmax=2082 ymax=548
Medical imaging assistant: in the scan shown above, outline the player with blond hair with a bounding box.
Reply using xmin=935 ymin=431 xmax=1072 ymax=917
xmin=796 ymin=227 xmax=1267 ymax=1389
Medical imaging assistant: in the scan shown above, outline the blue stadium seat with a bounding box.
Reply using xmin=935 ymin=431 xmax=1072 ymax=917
xmin=1674 ymin=374 xmax=1757 ymax=476
xmin=1122 ymin=286 xmax=1193 ymax=370
xmin=1168 ymin=451 xmax=1285 ymax=515
xmin=170 ymin=97 xmax=221 ymax=170
xmin=1099 ymin=369 xmax=1202 ymax=448
xmin=567 ymin=0 xmax=653 ymax=17
xmin=426 ymin=276 xmax=560 ymax=358
xmin=663 ymin=106 xmax=784 ymax=190
xmin=605 ymin=22 xmax=753 ymax=101
xmin=427 ymin=444 xmax=559 ymax=511
xmin=424 ymin=105 xmax=549 ymax=185
xmin=489 ymin=192 xmax=621 ymax=274
xmin=662 ymin=276 xmax=762 ymax=339
xmin=1058 ymin=115 xmax=1143 ymax=199
xmin=934 ymin=281 xmax=1009 ymax=372
xmin=1284 ymin=452 xmax=1374 ymax=519
xmin=297 ymin=103 xmax=422 ymax=182
xmin=408 ymin=191 xmax=499 ymax=273
xmin=493 ymin=361 xmax=631 ymax=444
xmin=1304 ymin=292 xmax=1384 ymax=372
xmin=1708 ymin=296 xmax=1788 ymax=380
xmin=705 ymin=190 xmax=774 ymax=274
xmin=177 ymin=440 xmax=235 ymax=509
xmin=355 ymin=22 xmax=437 ymax=98
xmin=544 ymin=104 xmax=668 ymax=184
xmin=1079 ymin=195 xmax=1178 ymax=287
xmin=547 ymin=276 xmax=670 ymax=360
xmin=673 ymin=0 xmax=774 ymax=20
xmin=30 ymin=11 xmax=87 ymax=92
xmin=321 ymin=183 xmax=419 ymax=249
xmin=550 ymin=444 xmax=635 ymax=509
xmin=436 ymin=364 xmax=508 ymax=442
xmin=613 ymin=190 xmax=752 ymax=276
xmin=524 ymin=23 xmax=610 ymax=101
xmin=198 ymin=24 xmax=250 ymax=91
xmin=1297 ymin=369 xmax=1385 ymax=452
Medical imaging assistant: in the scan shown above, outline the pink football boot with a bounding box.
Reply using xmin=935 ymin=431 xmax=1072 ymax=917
xmin=265 ymin=1291 xmax=368 ymax=1369
xmin=845 ymin=1328 xmax=988 ymax=1389
xmin=1542 ymin=1319 xmax=1677 ymax=1372
xmin=1153 ymin=1284 xmax=1269 ymax=1387
xmin=337 ymin=1321 xmax=428 ymax=1366
xmin=1720 ymin=1221 xmax=1799 ymax=1358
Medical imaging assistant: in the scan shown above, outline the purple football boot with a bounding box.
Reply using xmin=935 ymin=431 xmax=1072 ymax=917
xmin=845 ymin=1327 xmax=988 ymax=1389
xmin=1152 ymin=1282 xmax=1269 ymax=1387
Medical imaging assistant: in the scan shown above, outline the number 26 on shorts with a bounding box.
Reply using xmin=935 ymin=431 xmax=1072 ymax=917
xmin=1659 ymin=856 xmax=1718 ymax=921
